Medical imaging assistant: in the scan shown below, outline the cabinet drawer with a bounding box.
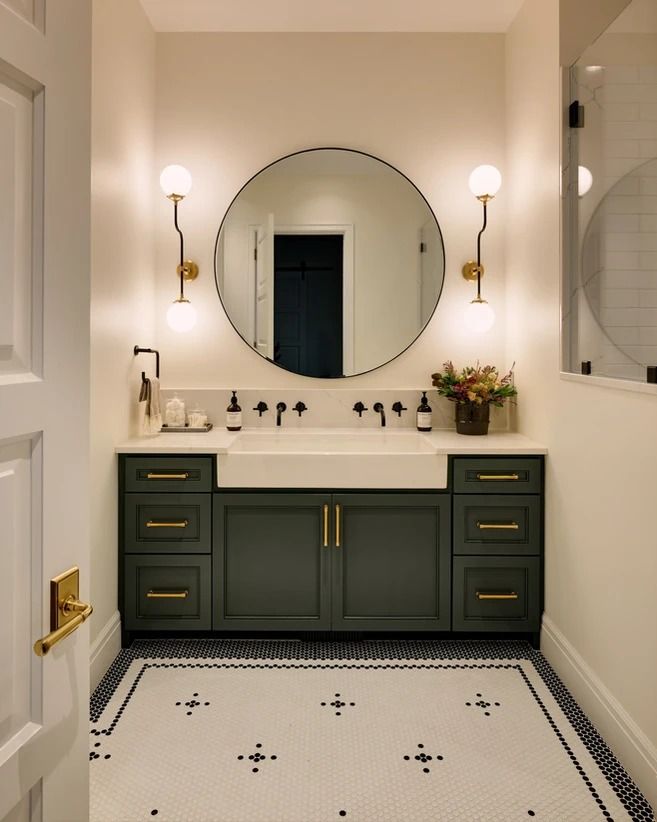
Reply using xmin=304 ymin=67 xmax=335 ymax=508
xmin=453 ymin=495 xmax=541 ymax=556
xmin=123 ymin=456 xmax=212 ymax=493
xmin=453 ymin=457 xmax=542 ymax=494
xmin=124 ymin=555 xmax=211 ymax=630
xmin=124 ymin=494 xmax=211 ymax=553
xmin=452 ymin=556 xmax=540 ymax=632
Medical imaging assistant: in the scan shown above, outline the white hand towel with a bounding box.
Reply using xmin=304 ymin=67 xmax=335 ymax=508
xmin=148 ymin=376 xmax=163 ymax=433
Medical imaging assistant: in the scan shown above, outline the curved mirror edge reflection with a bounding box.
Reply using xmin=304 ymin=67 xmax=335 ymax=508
xmin=581 ymin=157 xmax=657 ymax=372
xmin=214 ymin=148 xmax=445 ymax=379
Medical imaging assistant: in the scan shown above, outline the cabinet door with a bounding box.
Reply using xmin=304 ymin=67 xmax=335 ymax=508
xmin=331 ymin=494 xmax=451 ymax=631
xmin=214 ymin=493 xmax=331 ymax=630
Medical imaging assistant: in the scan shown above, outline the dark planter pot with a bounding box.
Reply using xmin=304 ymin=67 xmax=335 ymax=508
xmin=455 ymin=402 xmax=490 ymax=435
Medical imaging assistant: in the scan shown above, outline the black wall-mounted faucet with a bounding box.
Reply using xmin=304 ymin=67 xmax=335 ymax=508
xmin=373 ymin=402 xmax=386 ymax=427
xmin=253 ymin=401 xmax=269 ymax=417
xmin=276 ymin=402 xmax=287 ymax=427
xmin=392 ymin=401 xmax=407 ymax=417
xmin=353 ymin=401 xmax=368 ymax=417
xmin=293 ymin=401 xmax=308 ymax=417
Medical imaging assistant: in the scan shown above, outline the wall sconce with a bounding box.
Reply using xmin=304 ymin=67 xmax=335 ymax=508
xmin=160 ymin=164 xmax=199 ymax=333
xmin=578 ymin=165 xmax=593 ymax=197
xmin=462 ymin=164 xmax=501 ymax=334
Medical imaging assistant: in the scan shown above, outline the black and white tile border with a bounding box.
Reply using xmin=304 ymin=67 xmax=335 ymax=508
xmin=91 ymin=639 xmax=655 ymax=821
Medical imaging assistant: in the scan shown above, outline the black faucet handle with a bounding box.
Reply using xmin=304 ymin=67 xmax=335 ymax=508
xmin=276 ymin=402 xmax=287 ymax=412
xmin=392 ymin=401 xmax=407 ymax=417
xmin=253 ymin=401 xmax=269 ymax=417
xmin=293 ymin=401 xmax=308 ymax=416
xmin=353 ymin=401 xmax=368 ymax=417
xmin=373 ymin=402 xmax=384 ymax=412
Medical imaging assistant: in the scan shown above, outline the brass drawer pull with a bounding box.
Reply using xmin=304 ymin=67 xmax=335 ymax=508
xmin=476 ymin=473 xmax=520 ymax=481
xmin=146 ymin=519 xmax=189 ymax=528
xmin=335 ymin=504 xmax=341 ymax=548
xmin=146 ymin=472 xmax=189 ymax=480
xmin=476 ymin=521 xmax=519 ymax=530
xmin=146 ymin=589 xmax=189 ymax=599
xmin=323 ymin=504 xmax=329 ymax=548
xmin=476 ymin=591 xmax=519 ymax=600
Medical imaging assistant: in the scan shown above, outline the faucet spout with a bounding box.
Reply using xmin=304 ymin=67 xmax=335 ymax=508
xmin=276 ymin=402 xmax=287 ymax=427
xmin=373 ymin=402 xmax=386 ymax=427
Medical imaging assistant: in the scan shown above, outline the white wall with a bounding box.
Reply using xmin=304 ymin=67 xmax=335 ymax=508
xmin=90 ymin=0 xmax=156 ymax=688
xmin=153 ymin=33 xmax=508 ymax=389
xmin=506 ymin=0 xmax=657 ymax=806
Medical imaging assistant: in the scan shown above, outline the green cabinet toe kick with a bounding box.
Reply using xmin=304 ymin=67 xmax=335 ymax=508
xmin=119 ymin=454 xmax=544 ymax=645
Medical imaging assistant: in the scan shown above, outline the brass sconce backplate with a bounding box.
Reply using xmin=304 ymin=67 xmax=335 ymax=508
xmin=177 ymin=260 xmax=199 ymax=282
xmin=462 ymin=261 xmax=485 ymax=282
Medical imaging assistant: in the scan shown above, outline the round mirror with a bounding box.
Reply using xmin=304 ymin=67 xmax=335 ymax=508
xmin=214 ymin=148 xmax=445 ymax=378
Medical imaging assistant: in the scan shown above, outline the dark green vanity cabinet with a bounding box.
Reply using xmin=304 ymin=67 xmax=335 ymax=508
xmin=213 ymin=493 xmax=450 ymax=632
xmin=119 ymin=453 xmax=544 ymax=644
xmin=451 ymin=457 xmax=544 ymax=634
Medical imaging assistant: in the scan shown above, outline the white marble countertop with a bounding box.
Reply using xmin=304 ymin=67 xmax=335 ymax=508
xmin=115 ymin=428 xmax=547 ymax=455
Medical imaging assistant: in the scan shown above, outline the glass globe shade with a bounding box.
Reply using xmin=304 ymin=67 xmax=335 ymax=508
xmin=468 ymin=165 xmax=502 ymax=198
xmin=167 ymin=299 xmax=197 ymax=333
xmin=578 ymin=165 xmax=593 ymax=197
xmin=464 ymin=299 xmax=495 ymax=333
xmin=160 ymin=165 xmax=192 ymax=198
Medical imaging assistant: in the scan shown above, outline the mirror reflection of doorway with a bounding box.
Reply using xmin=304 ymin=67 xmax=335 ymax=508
xmin=274 ymin=234 xmax=344 ymax=377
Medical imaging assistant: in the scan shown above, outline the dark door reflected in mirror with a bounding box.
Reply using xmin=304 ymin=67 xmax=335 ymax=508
xmin=214 ymin=148 xmax=445 ymax=378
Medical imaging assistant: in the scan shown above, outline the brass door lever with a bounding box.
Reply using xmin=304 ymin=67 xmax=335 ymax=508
xmin=33 ymin=567 xmax=93 ymax=657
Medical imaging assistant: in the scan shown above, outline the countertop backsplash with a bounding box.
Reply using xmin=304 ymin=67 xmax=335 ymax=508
xmin=158 ymin=389 xmax=511 ymax=432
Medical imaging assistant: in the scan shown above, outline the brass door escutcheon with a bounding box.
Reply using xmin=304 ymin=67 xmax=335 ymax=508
xmin=33 ymin=567 xmax=93 ymax=657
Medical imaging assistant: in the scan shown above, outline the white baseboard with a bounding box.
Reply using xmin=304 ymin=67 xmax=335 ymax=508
xmin=541 ymin=614 xmax=657 ymax=811
xmin=90 ymin=610 xmax=122 ymax=693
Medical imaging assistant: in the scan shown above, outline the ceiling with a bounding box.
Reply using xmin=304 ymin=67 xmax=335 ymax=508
xmin=139 ymin=0 xmax=525 ymax=33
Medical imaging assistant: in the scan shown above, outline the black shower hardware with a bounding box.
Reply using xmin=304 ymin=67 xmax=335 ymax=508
xmin=353 ymin=401 xmax=368 ymax=417
xmin=391 ymin=401 xmax=407 ymax=417
xmin=134 ymin=346 xmax=160 ymax=383
xmin=253 ymin=401 xmax=269 ymax=417
xmin=276 ymin=402 xmax=287 ymax=426
xmin=373 ymin=402 xmax=386 ymax=427
xmin=293 ymin=401 xmax=308 ymax=417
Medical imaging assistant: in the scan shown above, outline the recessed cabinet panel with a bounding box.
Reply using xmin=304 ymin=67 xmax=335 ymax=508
xmin=123 ymin=456 xmax=213 ymax=493
xmin=214 ymin=493 xmax=331 ymax=630
xmin=453 ymin=457 xmax=542 ymax=494
xmin=332 ymin=494 xmax=451 ymax=631
xmin=453 ymin=495 xmax=541 ymax=556
xmin=124 ymin=494 xmax=211 ymax=554
xmin=453 ymin=556 xmax=540 ymax=632
xmin=124 ymin=555 xmax=211 ymax=630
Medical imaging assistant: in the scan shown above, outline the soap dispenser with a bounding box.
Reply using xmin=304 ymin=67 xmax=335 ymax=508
xmin=416 ymin=391 xmax=432 ymax=432
xmin=226 ymin=390 xmax=242 ymax=431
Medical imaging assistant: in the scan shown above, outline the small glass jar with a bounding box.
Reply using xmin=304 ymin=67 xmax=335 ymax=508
xmin=165 ymin=393 xmax=186 ymax=427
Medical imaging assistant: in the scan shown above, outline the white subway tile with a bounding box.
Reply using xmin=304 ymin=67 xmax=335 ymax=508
xmin=601 ymin=288 xmax=639 ymax=307
xmin=606 ymin=176 xmax=640 ymax=196
xmin=639 ymin=67 xmax=657 ymax=84
xmin=603 ymin=270 xmax=657 ymax=288
xmin=640 ymin=180 xmax=657 ymax=197
xmin=605 ymin=139 xmax=640 ymax=158
xmin=603 ymin=233 xmax=657 ymax=252
xmin=605 ymin=158 xmax=645 ymax=178
xmin=601 ymin=83 xmax=657 ymax=103
xmin=640 ymin=214 xmax=657 ymax=230
xmin=640 ymin=251 xmax=657 ymax=269
xmin=605 ymin=326 xmax=640 ymax=344
xmin=601 ymin=307 xmax=640 ymax=325
xmin=602 ymin=67 xmax=640 ymax=84
xmin=604 ymin=214 xmax=639 ymax=232
xmin=603 ymin=102 xmax=640 ymax=121
xmin=639 ymin=289 xmax=657 ymax=307
xmin=639 ymin=325 xmax=657 ymax=344
xmin=640 ymin=140 xmax=657 ymax=158
xmin=604 ymin=251 xmax=640 ymax=268
xmin=606 ymin=121 xmax=657 ymax=140
xmin=640 ymin=103 xmax=657 ymax=121
xmin=638 ymin=307 xmax=657 ymax=324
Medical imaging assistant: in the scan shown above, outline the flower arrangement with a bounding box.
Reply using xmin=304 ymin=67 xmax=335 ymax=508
xmin=431 ymin=362 xmax=517 ymax=407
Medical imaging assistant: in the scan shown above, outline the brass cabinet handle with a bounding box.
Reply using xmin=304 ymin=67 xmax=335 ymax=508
xmin=146 ymin=590 xmax=189 ymax=599
xmin=323 ymin=504 xmax=329 ymax=547
xmin=476 ymin=473 xmax=520 ymax=481
xmin=476 ymin=521 xmax=519 ymax=530
xmin=335 ymin=504 xmax=341 ymax=548
xmin=34 ymin=596 xmax=93 ymax=657
xmin=146 ymin=520 xmax=189 ymax=528
xmin=146 ymin=472 xmax=189 ymax=480
xmin=475 ymin=591 xmax=519 ymax=600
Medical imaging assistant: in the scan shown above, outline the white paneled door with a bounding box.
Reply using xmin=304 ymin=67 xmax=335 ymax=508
xmin=0 ymin=2 xmax=92 ymax=821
